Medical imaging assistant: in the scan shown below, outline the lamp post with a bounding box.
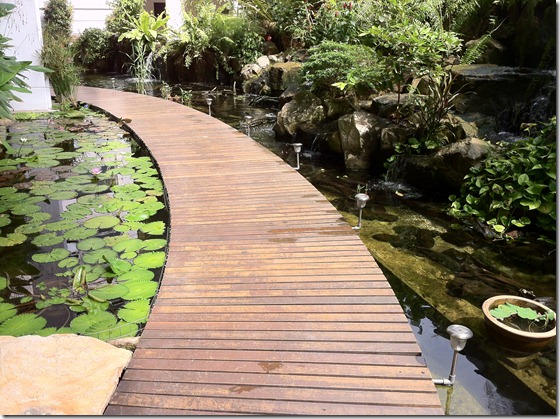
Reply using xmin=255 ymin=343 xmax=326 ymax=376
xmin=111 ymin=78 xmax=115 ymax=89
xmin=352 ymin=193 xmax=369 ymax=230
xmin=292 ymin=143 xmax=302 ymax=170
xmin=205 ymin=96 xmax=213 ymax=116
xmin=244 ymin=115 xmax=253 ymax=136
xmin=432 ymin=324 xmax=473 ymax=386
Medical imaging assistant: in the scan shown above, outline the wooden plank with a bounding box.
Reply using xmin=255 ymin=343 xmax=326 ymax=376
xmin=75 ymin=87 xmax=443 ymax=416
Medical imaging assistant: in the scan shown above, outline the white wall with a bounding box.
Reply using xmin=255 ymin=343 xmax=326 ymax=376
xmin=0 ymin=0 xmax=52 ymax=112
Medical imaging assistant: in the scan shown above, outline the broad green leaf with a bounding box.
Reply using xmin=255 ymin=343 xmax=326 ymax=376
xmin=122 ymin=280 xmax=158 ymax=300
xmin=83 ymin=248 xmax=118 ymax=264
xmin=117 ymin=269 xmax=154 ymax=282
xmin=0 ymin=232 xmax=27 ymax=247
xmin=141 ymin=239 xmax=167 ymax=251
xmin=32 ymin=248 xmax=70 ymax=263
xmin=83 ymin=215 xmax=120 ymax=229
xmin=63 ymin=227 xmax=97 ymax=241
xmin=31 ymin=232 xmax=64 ymax=247
xmin=112 ymin=238 xmax=144 ymax=253
xmin=134 ymin=251 xmax=166 ymax=269
xmin=0 ymin=303 xmax=17 ymax=323
xmin=69 ymin=311 xmax=116 ymax=334
xmin=0 ymin=313 xmax=47 ymax=336
xmin=140 ymin=221 xmax=165 ymax=235
xmin=88 ymin=284 xmax=129 ymax=301
xmin=117 ymin=299 xmax=150 ymax=323
xmin=77 ymin=237 xmax=106 ymax=251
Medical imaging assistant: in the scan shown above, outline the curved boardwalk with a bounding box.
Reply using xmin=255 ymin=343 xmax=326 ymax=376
xmin=75 ymin=86 xmax=443 ymax=415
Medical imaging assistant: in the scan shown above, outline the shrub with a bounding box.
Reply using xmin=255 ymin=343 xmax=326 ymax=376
xmin=301 ymin=41 xmax=384 ymax=95
xmin=43 ymin=0 xmax=73 ymax=38
xmin=74 ymin=28 xmax=112 ymax=68
xmin=448 ymin=117 xmax=556 ymax=240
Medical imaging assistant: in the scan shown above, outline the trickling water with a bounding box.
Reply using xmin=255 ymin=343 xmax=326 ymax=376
xmin=81 ymin=74 xmax=556 ymax=414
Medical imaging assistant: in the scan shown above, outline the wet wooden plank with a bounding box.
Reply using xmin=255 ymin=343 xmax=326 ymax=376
xmin=75 ymin=87 xmax=443 ymax=415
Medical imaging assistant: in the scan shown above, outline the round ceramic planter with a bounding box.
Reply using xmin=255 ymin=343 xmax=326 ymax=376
xmin=482 ymin=295 xmax=556 ymax=353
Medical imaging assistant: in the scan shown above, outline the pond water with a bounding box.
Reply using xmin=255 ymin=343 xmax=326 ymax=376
xmin=81 ymin=74 xmax=556 ymax=414
xmin=0 ymin=111 xmax=168 ymax=340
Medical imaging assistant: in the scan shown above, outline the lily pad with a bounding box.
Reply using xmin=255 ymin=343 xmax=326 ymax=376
xmin=117 ymin=299 xmax=150 ymax=323
xmin=141 ymin=239 xmax=167 ymax=251
xmin=28 ymin=212 xmax=52 ymax=223
xmin=134 ymin=251 xmax=166 ymax=269
xmin=0 ymin=276 xmax=7 ymax=290
xmin=47 ymin=190 xmax=78 ymax=200
xmin=44 ymin=219 xmax=77 ymax=232
xmin=117 ymin=268 xmax=154 ymax=282
xmin=89 ymin=284 xmax=130 ymax=301
xmin=83 ymin=248 xmax=118 ymax=264
xmin=32 ymin=248 xmax=71 ymax=263
xmin=15 ymin=223 xmax=45 ymax=235
xmin=0 ymin=214 xmax=11 ymax=228
xmin=31 ymin=232 xmax=65 ymax=247
xmin=63 ymin=227 xmax=97 ymax=241
xmin=122 ymin=280 xmax=158 ymax=300
xmin=69 ymin=311 xmax=116 ymax=334
xmin=61 ymin=203 xmax=91 ymax=220
xmin=11 ymin=203 xmax=42 ymax=216
xmin=0 ymin=303 xmax=17 ymax=323
xmin=140 ymin=221 xmax=165 ymax=235
xmin=0 ymin=232 xmax=28 ymax=247
xmin=112 ymin=238 xmax=144 ymax=253
xmin=0 ymin=313 xmax=47 ymax=336
xmin=77 ymin=237 xmax=106 ymax=251
xmin=83 ymin=215 xmax=120 ymax=230
xmin=58 ymin=257 xmax=80 ymax=268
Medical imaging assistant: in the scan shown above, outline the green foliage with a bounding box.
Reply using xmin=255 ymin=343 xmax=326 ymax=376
xmin=43 ymin=0 xmax=73 ymax=39
xmin=0 ymin=313 xmax=47 ymax=336
xmin=41 ymin=3 xmax=80 ymax=107
xmin=448 ymin=118 xmax=556 ymax=239
xmin=74 ymin=28 xmax=112 ymax=68
xmin=0 ymin=4 xmax=52 ymax=120
xmin=302 ymin=41 xmax=383 ymax=94
xmin=360 ymin=0 xmax=462 ymax=92
xmin=106 ymin=0 xmax=145 ymax=35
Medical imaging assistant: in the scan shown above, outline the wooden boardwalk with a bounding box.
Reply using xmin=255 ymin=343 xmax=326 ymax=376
xmin=75 ymin=86 xmax=443 ymax=415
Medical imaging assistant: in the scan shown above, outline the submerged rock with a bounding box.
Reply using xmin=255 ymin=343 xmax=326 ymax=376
xmin=0 ymin=334 xmax=132 ymax=415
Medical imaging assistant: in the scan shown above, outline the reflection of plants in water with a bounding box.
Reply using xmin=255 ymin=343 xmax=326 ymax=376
xmin=0 ymin=112 xmax=167 ymax=340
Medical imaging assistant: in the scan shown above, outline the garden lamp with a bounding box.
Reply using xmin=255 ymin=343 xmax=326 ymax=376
xmin=432 ymin=324 xmax=473 ymax=386
xmin=111 ymin=78 xmax=115 ymax=89
xmin=205 ymin=96 xmax=213 ymax=116
xmin=244 ymin=115 xmax=253 ymax=137
xmin=292 ymin=143 xmax=302 ymax=170
xmin=352 ymin=193 xmax=369 ymax=230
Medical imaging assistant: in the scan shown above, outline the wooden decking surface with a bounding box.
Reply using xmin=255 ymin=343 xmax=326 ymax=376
xmin=75 ymin=86 xmax=443 ymax=415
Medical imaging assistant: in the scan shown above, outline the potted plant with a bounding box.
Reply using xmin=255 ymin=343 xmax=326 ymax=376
xmin=482 ymin=295 xmax=556 ymax=353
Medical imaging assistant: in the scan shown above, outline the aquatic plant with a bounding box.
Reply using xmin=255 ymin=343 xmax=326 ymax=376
xmin=0 ymin=111 xmax=168 ymax=340
xmin=448 ymin=117 xmax=556 ymax=241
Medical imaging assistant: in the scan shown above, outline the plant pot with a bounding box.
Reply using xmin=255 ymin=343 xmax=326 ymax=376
xmin=482 ymin=295 xmax=556 ymax=353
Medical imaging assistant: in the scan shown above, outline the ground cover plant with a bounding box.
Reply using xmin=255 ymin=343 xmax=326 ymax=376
xmin=0 ymin=109 xmax=168 ymax=340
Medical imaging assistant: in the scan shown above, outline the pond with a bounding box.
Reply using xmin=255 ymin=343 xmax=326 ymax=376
xmin=81 ymin=74 xmax=556 ymax=414
xmin=0 ymin=110 xmax=168 ymax=340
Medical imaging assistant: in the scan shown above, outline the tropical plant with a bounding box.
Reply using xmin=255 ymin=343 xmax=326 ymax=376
xmin=74 ymin=28 xmax=112 ymax=68
xmin=360 ymin=0 xmax=462 ymax=106
xmin=0 ymin=4 xmax=51 ymax=120
xmin=105 ymin=0 xmax=145 ymax=35
xmin=448 ymin=117 xmax=556 ymax=240
xmin=490 ymin=302 xmax=555 ymax=332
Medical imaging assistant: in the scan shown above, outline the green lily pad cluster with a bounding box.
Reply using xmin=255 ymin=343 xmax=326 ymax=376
xmin=0 ymin=113 xmax=168 ymax=341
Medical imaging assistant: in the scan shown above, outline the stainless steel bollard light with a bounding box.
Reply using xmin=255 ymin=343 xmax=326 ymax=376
xmin=432 ymin=324 xmax=473 ymax=386
xmin=244 ymin=115 xmax=253 ymax=136
xmin=205 ymin=96 xmax=213 ymax=116
xmin=352 ymin=193 xmax=369 ymax=230
xmin=292 ymin=143 xmax=302 ymax=170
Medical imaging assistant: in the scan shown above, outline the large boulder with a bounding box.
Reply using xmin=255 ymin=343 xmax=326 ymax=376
xmin=274 ymin=90 xmax=325 ymax=137
xmin=388 ymin=137 xmax=493 ymax=193
xmin=0 ymin=334 xmax=132 ymax=415
xmin=371 ymin=93 xmax=416 ymax=118
xmin=338 ymin=111 xmax=388 ymax=171
xmin=268 ymin=62 xmax=302 ymax=95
